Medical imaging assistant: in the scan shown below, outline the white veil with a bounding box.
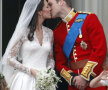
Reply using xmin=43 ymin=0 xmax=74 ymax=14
xmin=1 ymin=0 xmax=41 ymax=86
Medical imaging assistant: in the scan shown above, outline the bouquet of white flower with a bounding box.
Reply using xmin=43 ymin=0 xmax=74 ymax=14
xmin=36 ymin=68 xmax=61 ymax=90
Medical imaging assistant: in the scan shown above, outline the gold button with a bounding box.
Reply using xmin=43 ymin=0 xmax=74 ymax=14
xmin=74 ymin=49 xmax=76 ymax=52
xmin=79 ymin=34 xmax=82 ymax=38
xmin=74 ymin=57 xmax=78 ymax=60
xmin=67 ymin=25 xmax=70 ymax=28
xmin=74 ymin=46 xmax=76 ymax=48
xmin=74 ymin=53 xmax=77 ymax=56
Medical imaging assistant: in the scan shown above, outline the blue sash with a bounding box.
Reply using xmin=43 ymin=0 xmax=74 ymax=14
xmin=63 ymin=14 xmax=87 ymax=63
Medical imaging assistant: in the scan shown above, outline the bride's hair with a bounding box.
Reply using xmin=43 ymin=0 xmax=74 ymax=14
xmin=28 ymin=0 xmax=44 ymax=41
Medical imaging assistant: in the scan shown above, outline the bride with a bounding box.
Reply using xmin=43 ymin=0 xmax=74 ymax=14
xmin=1 ymin=0 xmax=55 ymax=90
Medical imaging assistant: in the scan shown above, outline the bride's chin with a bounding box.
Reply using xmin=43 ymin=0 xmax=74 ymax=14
xmin=46 ymin=16 xmax=51 ymax=19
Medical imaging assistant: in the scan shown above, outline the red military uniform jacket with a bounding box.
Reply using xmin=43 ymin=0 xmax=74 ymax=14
xmin=54 ymin=9 xmax=107 ymax=90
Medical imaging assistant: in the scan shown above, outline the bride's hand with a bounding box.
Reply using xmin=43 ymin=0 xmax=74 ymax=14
xmin=99 ymin=70 xmax=108 ymax=80
xmin=30 ymin=68 xmax=39 ymax=78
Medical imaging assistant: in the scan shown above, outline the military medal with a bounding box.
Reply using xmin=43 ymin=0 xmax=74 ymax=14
xmin=79 ymin=34 xmax=82 ymax=38
xmin=79 ymin=29 xmax=82 ymax=38
xmin=80 ymin=41 xmax=87 ymax=50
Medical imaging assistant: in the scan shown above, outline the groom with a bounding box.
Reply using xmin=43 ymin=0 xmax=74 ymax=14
xmin=48 ymin=0 xmax=107 ymax=90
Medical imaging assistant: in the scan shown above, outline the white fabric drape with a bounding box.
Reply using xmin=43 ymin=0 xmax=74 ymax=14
xmin=1 ymin=0 xmax=41 ymax=86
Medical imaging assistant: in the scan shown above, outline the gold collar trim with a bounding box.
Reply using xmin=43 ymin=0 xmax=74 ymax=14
xmin=63 ymin=8 xmax=77 ymax=23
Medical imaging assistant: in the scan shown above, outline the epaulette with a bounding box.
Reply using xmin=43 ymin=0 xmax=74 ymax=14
xmin=78 ymin=11 xmax=92 ymax=14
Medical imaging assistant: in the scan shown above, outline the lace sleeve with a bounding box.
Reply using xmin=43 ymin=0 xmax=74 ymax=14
xmin=7 ymin=36 xmax=31 ymax=74
xmin=47 ymin=31 xmax=55 ymax=69
xmin=100 ymin=80 xmax=108 ymax=86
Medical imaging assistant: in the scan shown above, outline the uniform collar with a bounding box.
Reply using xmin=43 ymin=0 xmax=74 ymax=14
xmin=62 ymin=8 xmax=77 ymax=23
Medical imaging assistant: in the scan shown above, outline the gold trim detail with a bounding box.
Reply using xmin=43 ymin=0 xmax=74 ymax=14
xmin=63 ymin=8 xmax=77 ymax=23
xmin=60 ymin=68 xmax=73 ymax=85
xmin=75 ymin=18 xmax=84 ymax=22
xmin=78 ymin=11 xmax=92 ymax=14
xmin=80 ymin=61 xmax=98 ymax=81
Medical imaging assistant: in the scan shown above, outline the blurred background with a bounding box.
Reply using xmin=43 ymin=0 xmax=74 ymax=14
xmin=0 ymin=0 xmax=108 ymax=90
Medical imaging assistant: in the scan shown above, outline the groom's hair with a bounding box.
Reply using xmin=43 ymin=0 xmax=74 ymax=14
xmin=56 ymin=0 xmax=72 ymax=8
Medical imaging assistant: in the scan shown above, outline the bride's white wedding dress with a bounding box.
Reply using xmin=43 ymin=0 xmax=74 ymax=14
xmin=7 ymin=26 xmax=55 ymax=90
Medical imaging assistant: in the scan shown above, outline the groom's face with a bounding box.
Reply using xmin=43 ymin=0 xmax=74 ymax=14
xmin=48 ymin=0 xmax=61 ymax=18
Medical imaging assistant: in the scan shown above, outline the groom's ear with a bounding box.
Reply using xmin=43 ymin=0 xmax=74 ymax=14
xmin=58 ymin=0 xmax=65 ymax=6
